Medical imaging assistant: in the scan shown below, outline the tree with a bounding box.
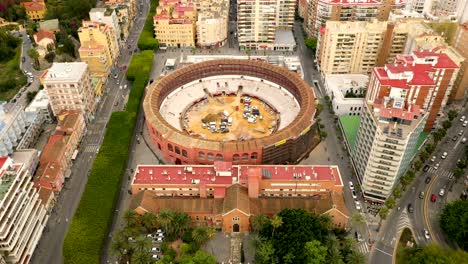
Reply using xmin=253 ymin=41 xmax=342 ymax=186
xmin=27 ymin=48 xmax=39 ymax=67
xmin=44 ymin=52 xmax=56 ymax=63
xmin=345 ymin=251 xmax=366 ymax=264
xmin=453 ymin=167 xmax=465 ymax=179
xmin=413 ymin=160 xmax=422 ymax=171
xmin=350 ymin=212 xmax=365 ymax=226
xmin=448 ymin=110 xmax=458 ymax=121
xmin=26 ymin=91 xmax=38 ymax=103
xmin=425 ymin=144 xmax=435 ymax=154
xmin=255 ymin=239 xmax=277 ymax=264
xmin=304 ymin=37 xmax=318 ymax=50
xmin=123 ymin=210 xmax=140 ymax=228
xmin=401 ymin=244 xmax=468 ymax=264
xmin=316 ymin=103 xmax=324 ymax=115
xmin=440 ymin=200 xmax=468 ymax=250
xmin=442 ymin=119 xmax=452 ymax=129
xmin=141 ymin=213 xmax=158 ymax=233
xmin=111 ymin=230 xmax=132 ymax=262
xmin=271 ymin=214 xmax=283 ymax=237
xmin=131 ymin=235 xmax=152 ymax=264
xmin=172 ymin=212 xmax=191 ymax=238
xmin=191 ymin=227 xmax=209 ymax=245
xmin=251 ymin=213 xmax=270 ymax=233
xmin=158 ymin=209 xmax=173 ymax=234
xmin=192 ymin=250 xmax=216 ymax=264
xmin=419 ymin=151 xmax=429 ymax=163
xmin=385 ymin=197 xmax=396 ymax=209
xmin=379 ymin=206 xmax=389 ymax=220
xmin=393 ymin=186 xmax=402 ymax=199
xmin=304 ymin=240 xmax=327 ymax=264
xmin=326 ymin=234 xmax=344 ymax=264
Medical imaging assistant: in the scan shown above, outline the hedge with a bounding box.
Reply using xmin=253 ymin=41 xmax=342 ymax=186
xmin=63 ymin=51 xmax=154 ymax=264
xmin=137 ymin=0 xmax=159 ymax=51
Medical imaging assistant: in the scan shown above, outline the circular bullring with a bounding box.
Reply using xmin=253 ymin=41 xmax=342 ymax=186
xmin=143 ymin=59 xmax=318 ymax=165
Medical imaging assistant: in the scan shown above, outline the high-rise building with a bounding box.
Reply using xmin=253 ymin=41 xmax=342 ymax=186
xmin=195 ymin=0 xmax=229 ymax=48
xmin=353 ymin=50 xmax=458 ymax=202
xmin=304 ymin=0 xmax=406 ymax=37
xmin=405 ymin=0 xmax=426 ymax=13
xmin=451 ymin=22 xmax=468 ymax=100
xmin=42 ymin=63 xmax=97 ymax=122
xmin=0 ymin=156 xmax=48 ymax=264
xmin=0 ymin=103 xmax=27 ymax=156
xmin=89 ymin=8 xmax=121 ymax=42
xmin=154 ymin=0 xmax=197 ymax=48
xmin=78 ymin=20 xmax=119 ymax=77
xmin=237 ymin=0 xmax=296 ymax=50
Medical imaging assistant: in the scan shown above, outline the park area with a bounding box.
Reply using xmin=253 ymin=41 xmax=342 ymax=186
xmin=0 ymin=31 xmax=27 ymax=101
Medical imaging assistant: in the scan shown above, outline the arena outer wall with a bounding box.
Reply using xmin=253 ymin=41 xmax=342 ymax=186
xmin=143 ymin=59 xmax=319 ymax=165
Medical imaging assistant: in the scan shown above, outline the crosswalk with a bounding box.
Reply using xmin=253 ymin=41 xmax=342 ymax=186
xmin=83 ymin=144 xmax=100 ymax=153
xmin=357 ymin=241 xmax=370 ymax=254
xmin=426 ymin=168 xmax=454 ymax=180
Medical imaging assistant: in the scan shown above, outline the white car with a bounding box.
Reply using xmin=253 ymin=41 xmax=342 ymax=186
xmin=458 ymin=130 xmax=464 ymax=136
xmin=355 ymin=201 xmax=361 ymax=210
xmin=152 ymin=254 xmax=160 ymax=260
xmin=119 ymin=85 xmax=123 ymax=90
xmin=351 ymin=190 xmax=357 ymax=199
xmin=460 ymin=116 xmax=466 ymax=122
xmin=348 ymin=181 xmax=355 ymax=190
xmin=439 ymin=188 xmax=445 ymax=196
xmin=434 ymin=163 xmax=439 ymax=170
xmin=424 ymin=229 xmax=430 ymax=240
xmin=156 ymin=237 xmax=163 ymax=242
xmin=430 ymin=156 xmax=436 ymax=162
xmin=124 ymin=84 xmax=128 ymax=89
xmin=464 ymin=121 xmax=468 ymax=127
xmin=441 ymin=152 xmax=448 ymax=159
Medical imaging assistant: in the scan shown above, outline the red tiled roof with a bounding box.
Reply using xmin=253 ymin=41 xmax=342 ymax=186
xmin=21 ymin=1 xmax=45 ymax=12
xmin=34 ymin=29 xmax=55 ymax=43
xmin=34 ymin=162 xmax=63 ymax=190
xmin=133 ymin=164 xmax=343 ymax=187
xmin=40 ymin=135 xmax=67 ymax=164
xmin=0 ymin=157 xmax=8 ymax=170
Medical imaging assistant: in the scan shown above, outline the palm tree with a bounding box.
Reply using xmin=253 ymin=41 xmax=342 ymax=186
xmin=141 ymin=213 xmax=158 ymax=233
xmin=172 ymin=212 xmax=191 ymax=238
xmin=131 ymin=235 xmax=152 ymax=260
xmin=326 ymin=234 xmax=344 ymax=264
xmin=192 ymin=226 xmax=208 ymax=245
xmin=271 ymin=214 xmax=283 ymax=237
xmin=251 ymin=213 xmax=270 ymax=233
xmin=111 ymin=232 xmax=131 ymax=262
xmin=123 ymin=210 xmax=140 ymax=228
xmin=27 ymin=48 xmax=39 ymax=68
xmin=345 ymin=251 xmax=366 ymax=264
xmin=158 ymin=209 xmax=174 ymax=234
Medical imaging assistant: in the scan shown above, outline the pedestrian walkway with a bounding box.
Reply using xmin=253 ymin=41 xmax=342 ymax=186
xmin=228 ymin=233 xmax=242 ymax=264
xmin=357 ymin=241 xmax=370 ymax=254
xmin=83 ymin=144 xmax=100 ymax=153
xmin=427 ymin=168 xmax=454 ymax=180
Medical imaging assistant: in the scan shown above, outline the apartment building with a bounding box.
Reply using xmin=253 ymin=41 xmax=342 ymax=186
xmin=451 ymin=22 xmax=468 ymax=100
xmin=21 ymin=0 xmax=46 ymax=20
xmin=422 ymin=0 xmax=467 ymax=21
xmin=89 ymin=8 xmax=121 ymax=42
xmin=353 ymin=51 xmax=458 ymax=201
xmin=42 ymin=63 xmax=97 ymax=122
xmin=304 ymin=0 xmax=406 ymax=37
xmin=16 ymin=111 xmax=45 ymax=150
xmin=237 ymin=0 xmax=296 ymax=51
xmin=154 ymin=0 xmax=197 ymax=48
xmin=131 ymin=162 xmax=349 ymax=232
xmin=0 ymin=156 xmax=48 ymax=264
xmin=324 ymin=74 xmax=369 ymax=116
xmin=195 ymin=0 xmax=229 ymax=48
xmin=104 ymin=0 xmax=137 ymax=39
xmin=405 ymin=0 xmax=426 ymax=13
xmin=78 ymin=20 xmax=119 ymax=76
xmin=0 ymin=103 xmax=27 ymax=157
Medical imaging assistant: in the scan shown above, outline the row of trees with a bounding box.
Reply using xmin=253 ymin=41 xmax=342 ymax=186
xmin=250 ymin=209 xmax=366 ymax=264
xmin=440 ymin=199 xmax=468 ymax=251
xmin=112 ymin=210 xmax=216 ymax=264
xmin=399 ymin=244 xmax=468 ymax=263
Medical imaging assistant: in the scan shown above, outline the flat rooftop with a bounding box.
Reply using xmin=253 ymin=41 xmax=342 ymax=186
xmin=133 ymin=162 xmax=343 ymax=187
xmin=339 ymin=115 xmax=361 ymax=152
xmin=43 ymin=62 xmax=88 ymax=83
xmin=274 ymin=30 xmax=296 ymax=46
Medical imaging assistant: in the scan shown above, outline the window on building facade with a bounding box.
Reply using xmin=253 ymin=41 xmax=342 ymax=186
xmin=251 ymin=152 xmax=258 ymax=160
xmin=182 ymin=150 xmax=188 ymax=157
xmin=216 ymin=154 xmax=223 ymax=161
xmin=207 ymin=153 xmax=214 ymax=160
xmin=175 ymin=146 xmax=181 ymax=155
xmin=168 ymin=144 xmax=173 ymax=152
xmin=233 ymin=154 xmax=240 ymax=161
xmin=233 ymin=216 xmax=240 ymax=221
xmin=242 ymin=153 xmax=249 ymax=161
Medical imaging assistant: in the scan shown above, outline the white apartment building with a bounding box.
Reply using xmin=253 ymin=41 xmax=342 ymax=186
xmin=237 ymin=0 xmax=296 ymax=50
xmin=16 ymin=112 xmax=44 ymax=151
xmin=0 ymin=156 xmax=48 ymax=264
xmin=324 ymin=74 xmax=368 ymax=116
xmin=405 ymin=0 xmax=425 ymax=13
xmin=24 ymin=89 xmax=53 ymax=123
xmin=42 ymin=62 xmax=97 ymax=122
xmin=195 ymin=0 xmax=229 ymax=48
xmin=89 ymin=7 xmax=121 ymax=42
xmin=0 ymin=103 xmax=27 ymax=157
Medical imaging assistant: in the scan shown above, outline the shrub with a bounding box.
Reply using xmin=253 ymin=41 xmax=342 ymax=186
xmin=63 ymin=51 xmax=154 ymax=263
xmin=137 ymin=0 xmax=159 ymax=50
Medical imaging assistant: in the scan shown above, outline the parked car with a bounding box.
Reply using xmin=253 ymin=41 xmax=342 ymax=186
xmin=355 ymin=201 xmax=361 ymax=210
xmin=459 ymin=130 xmax=464 ymax=136
xmin=441 ymin=152 xmax=448 ymax=159
xmin=460 ymin=115 xmax=466 ymax=122
xmin=452 ymin=135 xmax=459 ymax=141
xmin=348 ymin=181 xmax=355 ymax=190
xmin=431 ymin=194 xmax=437 ymax=202
xmin=114 ymin=73 xmax=118 ymax=79
xmin=463 ymin=138 xmax=467 ymax=144
xmin=434 ymin=163 xmax=439 ymax=170
xmin=430 ymin=156 xmax=436 ymax=162
xmin=351 ymin=190 xmax=357 ymax=199
xmin=423 ymin=165 xmax=430 ymax=172
xmin=424 ymin=229 xmax=430 ymax=240
xmin=152 ymin=255 xmax=160 ymax=260
xmin=419 ymin=191 xmax=425 ymax=199
xmin=355 ymin=231 xmax=364 ymax=242
xmin=464 ymin=121 xmax=468 ymax=127
xmin=407 ymin=203 xmax=414 ymax=213
xmin=425 ymin=177 xmax=431 ymax=184
xmin=439 ymin=188 xmax=445 ymax=196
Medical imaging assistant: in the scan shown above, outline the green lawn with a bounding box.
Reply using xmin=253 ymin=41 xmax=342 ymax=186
xmin=0 ymin=46 xmax=27 ymax=101
xmin=63 ymin=51 xmax=154 ymax=264
xmin=339 ymin=115 xmax=361 ymax=152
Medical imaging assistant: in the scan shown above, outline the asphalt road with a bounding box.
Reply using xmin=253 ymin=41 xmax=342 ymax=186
xmin=30 ymin=1 xmax=149 ymax=263
xmin=369 ymin=107 xmax=468 ymax=264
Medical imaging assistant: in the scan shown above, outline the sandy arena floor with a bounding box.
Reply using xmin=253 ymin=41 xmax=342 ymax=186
xmin=183 ymin=95 xmax=279 ymax=141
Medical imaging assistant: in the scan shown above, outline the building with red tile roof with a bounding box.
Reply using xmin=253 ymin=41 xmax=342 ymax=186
xmin=352 ymin=49 xmax=458 ymax=203
xmin=34 ymin=162 xmax=64 ymax=193
xmin=21 ymin=0 xmax=46 ymax=20
xmin=33 ymin=29 xmax=55 ymax=49
xmin=130 ymin=162 xmax=348 ymax=232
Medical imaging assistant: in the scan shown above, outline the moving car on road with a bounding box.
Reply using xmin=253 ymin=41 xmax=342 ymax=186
xmin=441 ymin=152 xmax=448 ymax=159
xmin=348 ymin=181 xmax=354 ymax=190
xmin=407 ymin=203 xmax=414 ymax=213
xmin=355 ymin=231 xmax=364 ymax=242
xmin=423 ymin=165 xmax=430 ymax=172
xmin=351 ymin=190 xmax=357 ymax=199
xmin=425 ymin=176 xmax=431 ymax=184
xmin=355 ymin=201 xmax=361 ymax=211
xmin=419 ymin=191 xmax=425 ymax=199
xmin=424 ymin=229 xmax=430 ymax=240
xmin=439 ymin=188 xmax=445 ymax=196
xmin=431 ymin=194 xmax=437 ymax=202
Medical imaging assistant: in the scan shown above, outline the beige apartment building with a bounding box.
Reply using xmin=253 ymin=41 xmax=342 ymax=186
xmin=41 ymin=63 xmax=97 ymax=122
xmin=154 ymin=0 xmax=197 ymax=47
xmin=0 ymin=156 xmax=48 ymax=264
xmin=451 ymin=22 xmax=468 ymax=100
xmin=304 ymin=0 xmax=406 ymax=37
xmin=78 ymin=20 xmax=119 ymax=77
xmin=195 ymin=0 xmax=229 ymax=48
xmin=237 ymin=0 xmax=296 ymax=50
